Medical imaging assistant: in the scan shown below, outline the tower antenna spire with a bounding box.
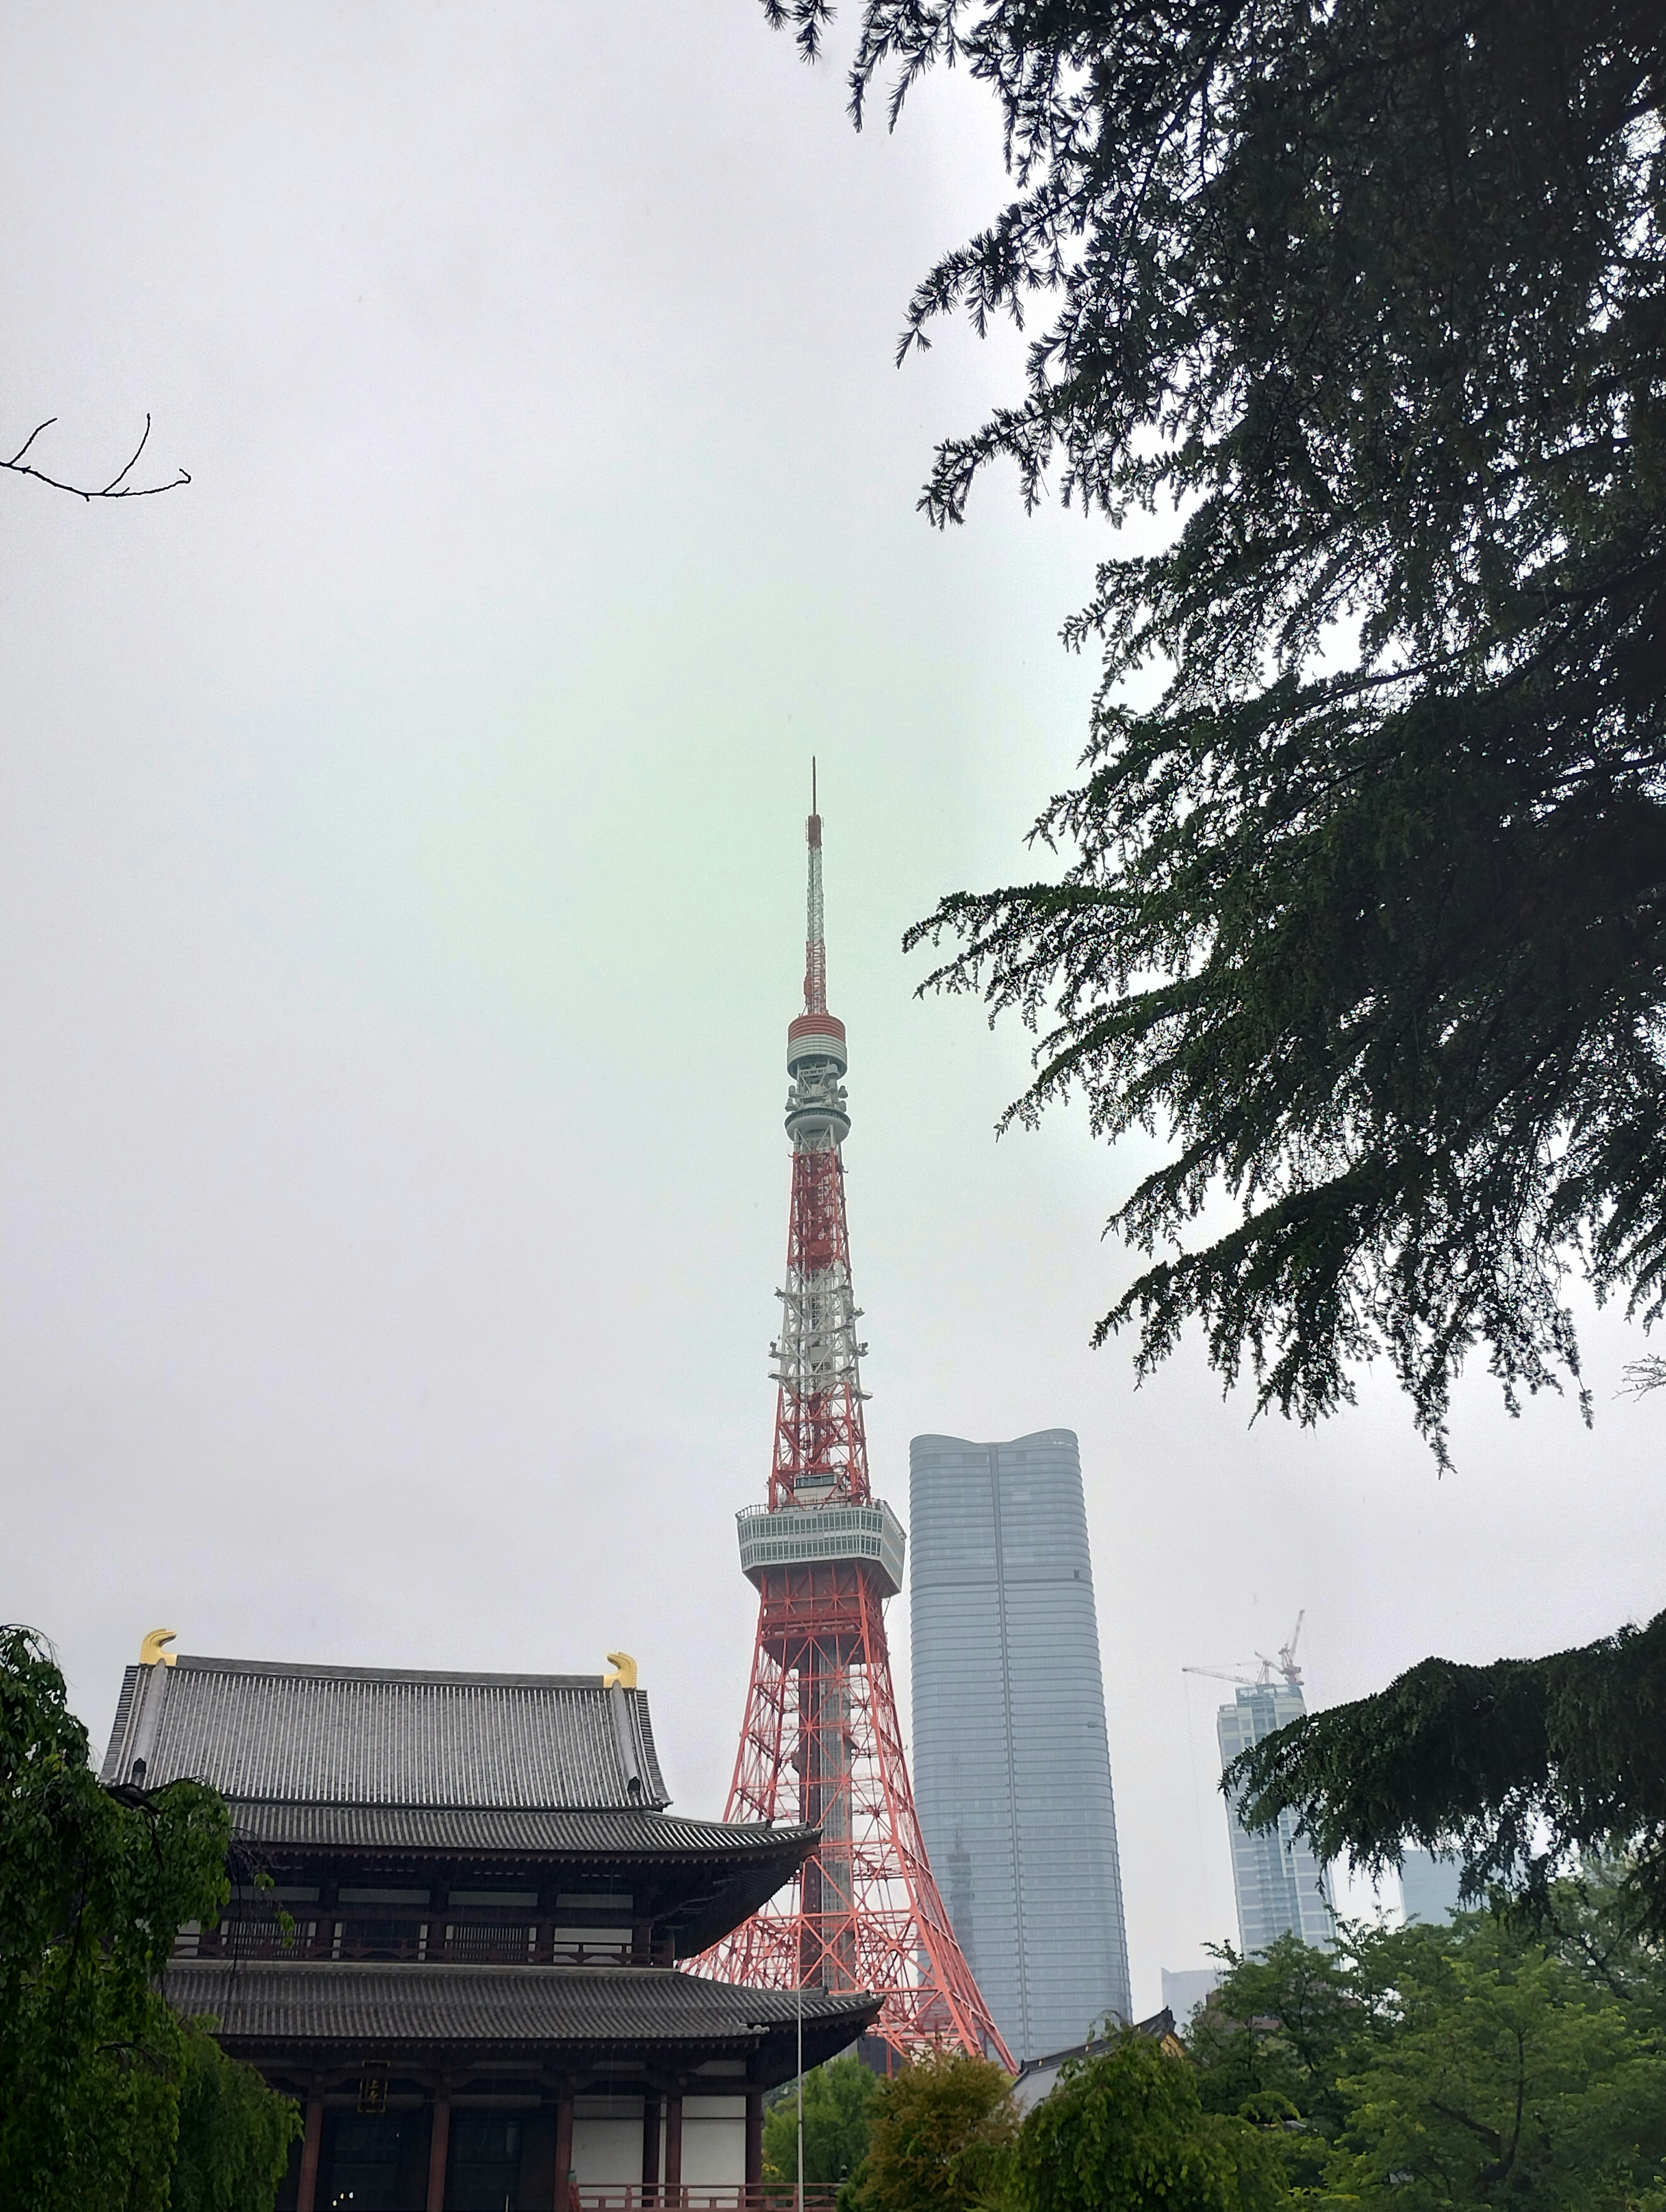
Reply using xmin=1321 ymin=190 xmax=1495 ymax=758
xmin=695 ymin=799 xmax=1012 ymax=2071
xmin=805 ymin=764 xmax=826 ymax=1016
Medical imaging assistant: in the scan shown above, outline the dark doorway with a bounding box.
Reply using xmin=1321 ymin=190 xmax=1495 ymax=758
xmin=319 ymin=2108 xmax=432 ymax=2210
xmin=447 ymin=2111 xmax=526 ymax=2211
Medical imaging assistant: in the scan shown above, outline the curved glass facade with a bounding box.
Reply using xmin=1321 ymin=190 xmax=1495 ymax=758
xmin=909 ymin=1430 xmax=1132 ymax=2061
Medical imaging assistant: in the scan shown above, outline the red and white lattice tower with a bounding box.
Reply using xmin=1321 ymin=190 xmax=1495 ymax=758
xmin=695 ymin=788 xmax=1013 ymax=2070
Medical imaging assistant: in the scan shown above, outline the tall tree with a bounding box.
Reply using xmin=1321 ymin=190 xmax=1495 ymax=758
xmin=741 ymin=0 xmax=1666 ymax=1909
xmin=1328 ymin=1916 xmax=1666 ymax=2209
xmin=0 ymin=1625 xmax=298 ymax=2211
xmin=765 ymin=0 xmax=1666 ymax=1457
xmin=1187 ymin=1933 xmax=1370 ymax=2188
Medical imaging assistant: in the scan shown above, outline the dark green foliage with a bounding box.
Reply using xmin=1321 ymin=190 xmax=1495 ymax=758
xmin=762 ymin=2054 xmax=882 ymax=2188
xmin=1189 ymin=1907 xmax=1666 ymax=2207
xmin=755 ymin=0 xmax=1666 ymax=1459
xmin=1228 ymin=1606 xmax=1666 ymax=1935
xmin=846 ymin=2050 xmax=1017 ymax=2212
xmin=1007 ymin=2029 xmax=1286 ymax=2212
xmin=0 ymin=1624 xmax=300 ymax=2211
xmin=1186 ymin=1936 xmax=1366 ymax=2187
xmin=749 ymin=0 xmax=1666 ymax=1938
xmin=170 ymin=2020 xmax=303 ymax=2212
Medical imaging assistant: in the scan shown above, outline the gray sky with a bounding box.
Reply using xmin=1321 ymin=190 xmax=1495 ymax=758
xmin=5 ymin=2 xmax=1662 ymax=2018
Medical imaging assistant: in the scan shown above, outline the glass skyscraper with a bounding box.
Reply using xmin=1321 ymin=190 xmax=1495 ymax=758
xmin=909 ymin=1429 xmax=1132 ymax=2061
xmin=1399 ymin=1847 xmax=1465 ymax=1924
xmin=1217 ymin=1682 xmax=1336 ymax=1953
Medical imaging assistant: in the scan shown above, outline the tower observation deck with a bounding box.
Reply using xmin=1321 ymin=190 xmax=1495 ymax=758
xmin=693 ymin=784 xmax=1011 ymax=2069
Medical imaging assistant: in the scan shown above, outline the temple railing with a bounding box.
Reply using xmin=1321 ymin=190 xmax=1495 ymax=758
xmin=574 ymin=2191 xmax=843 ymax=2212
xmin=176 ymin=1921 xmax=633 ymax=1967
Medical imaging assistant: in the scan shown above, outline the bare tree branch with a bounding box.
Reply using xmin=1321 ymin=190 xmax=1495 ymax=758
xmin=1620 ymin=1356 xmax=1666 ymax=1397
xmin=3 ymin=415 xmax=189 ymax=501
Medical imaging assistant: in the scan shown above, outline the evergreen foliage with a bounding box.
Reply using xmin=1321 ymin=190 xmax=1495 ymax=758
xmin=747 ymin=0 xmax=1666 ymax=1933
xmin=0 ymin=1624 xmax=300 ymax=2211
xmin=1228 ymin=1605 xmax=1666 ymax=1935
xmin=761 ymin=2053 xmax=882 ymax=2189
xmin=756 ymin=0 xmax=1666 ymax=1460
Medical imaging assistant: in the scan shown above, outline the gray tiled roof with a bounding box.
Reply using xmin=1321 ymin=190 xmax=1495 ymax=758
xmin=167 ymin=1961 xmax=880 ymax=2061
xmin=223 ymin=1801 xmax=817 ymax=1859
xmin=102 ymin=1656 xmax=668 ymax=1810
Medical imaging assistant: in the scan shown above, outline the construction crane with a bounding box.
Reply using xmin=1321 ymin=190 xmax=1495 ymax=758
xmin=1183 ymin=1612 xmax=1306 ymax=1692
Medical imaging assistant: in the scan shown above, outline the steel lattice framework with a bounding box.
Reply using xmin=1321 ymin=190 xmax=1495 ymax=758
xmin=692 ymin=795 xmax=1013 ymax=2071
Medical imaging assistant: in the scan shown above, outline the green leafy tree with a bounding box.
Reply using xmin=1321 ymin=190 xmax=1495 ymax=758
xmin=1007 ymin=2029 xmax=1287 ymax=2212
xmin=1325 ymin=1917 xmax=1666 ymax=2208
xmin=741 ymin=0 xmax=1666 ymax=1924
xmin=763 ymin=2054 xmax=882 ymax=2189
xmin=1187 ymin=1936 xmax=1370 ymax=2188
xmin=0 ymin=1623 xmax=299 ymax=2211
xmin=1182 ymin=1904 xmax=1666 ymax=2208
xmin=849 ymin=2050 xmax=1017 ymax=2212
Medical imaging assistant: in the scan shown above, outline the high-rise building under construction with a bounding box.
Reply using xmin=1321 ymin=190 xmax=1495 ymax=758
xmin=908 ymin=1429 xmax=1132 ymax=2061
xmin=1217 ymin=1674 xmax=1336 ymax=1954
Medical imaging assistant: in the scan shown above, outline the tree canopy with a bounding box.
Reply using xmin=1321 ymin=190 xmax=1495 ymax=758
xmin=845 ymin=2050 xmax=1018 ymax=2212
xmin=745 ymin=0 xmax=1666 ymax=1930
xmin=1187 ymin=1898 xmax=1666 ymax=2208
xmin=754 ymin=0 xmax=1666 ymax=1460
xmin=762 ymin=2053 xmax=882 ymax=2189
xmin=1007 ymin=2029 xmax=1286 ymax=2212
xmin=0 ymin=1624 xmax=298 ymax=2211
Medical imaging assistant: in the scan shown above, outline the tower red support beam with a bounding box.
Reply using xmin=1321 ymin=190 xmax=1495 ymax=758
xmin=694 ymin=788 xmax=1012 ymax=2071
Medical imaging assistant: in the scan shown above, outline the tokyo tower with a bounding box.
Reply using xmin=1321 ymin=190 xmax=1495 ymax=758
xmin=695 ymin=783 xmax=1013 ymax=2069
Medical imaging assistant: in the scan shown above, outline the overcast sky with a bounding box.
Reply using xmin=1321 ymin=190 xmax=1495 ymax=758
xmin=4 ymin=2 xmax=1662 ymax=2019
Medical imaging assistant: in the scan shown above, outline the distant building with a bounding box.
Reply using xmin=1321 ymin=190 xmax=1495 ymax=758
xmin=1400 ymin=1847 xmax=1466 ymax=1924
xmin=1160 ymin=1965 xmax=1221 ymax=2027
xmin=909 ymin=1429 xmax=1132 ymax=2062
xmin=1217 ymin=1681 xmax=1336 ymax=1953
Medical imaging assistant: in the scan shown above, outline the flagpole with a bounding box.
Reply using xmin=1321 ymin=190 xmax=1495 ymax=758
xmin=796 ymin=1964 xmax=804 ymax=2212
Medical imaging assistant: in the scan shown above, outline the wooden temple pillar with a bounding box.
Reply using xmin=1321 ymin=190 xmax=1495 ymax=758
xmin=295 ymin=2087 xmax=325 ymax=2212
xmin=641 ymin=2091 xmax=662 ymax=2202
xmin=663 ymin=2089 xmax=683 ymax=2204
xmin=426 ymin=2081 xmax=452 ymax=2212
xmin=554 ymin=2085 xmax=576 ymax=2212
xmin=744 ymin=2091 xmax=764 ymax=2190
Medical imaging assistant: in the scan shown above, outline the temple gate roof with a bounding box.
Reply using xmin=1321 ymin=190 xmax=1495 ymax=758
xmin=102 ymin=1652 xmax=669 ymax=1809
